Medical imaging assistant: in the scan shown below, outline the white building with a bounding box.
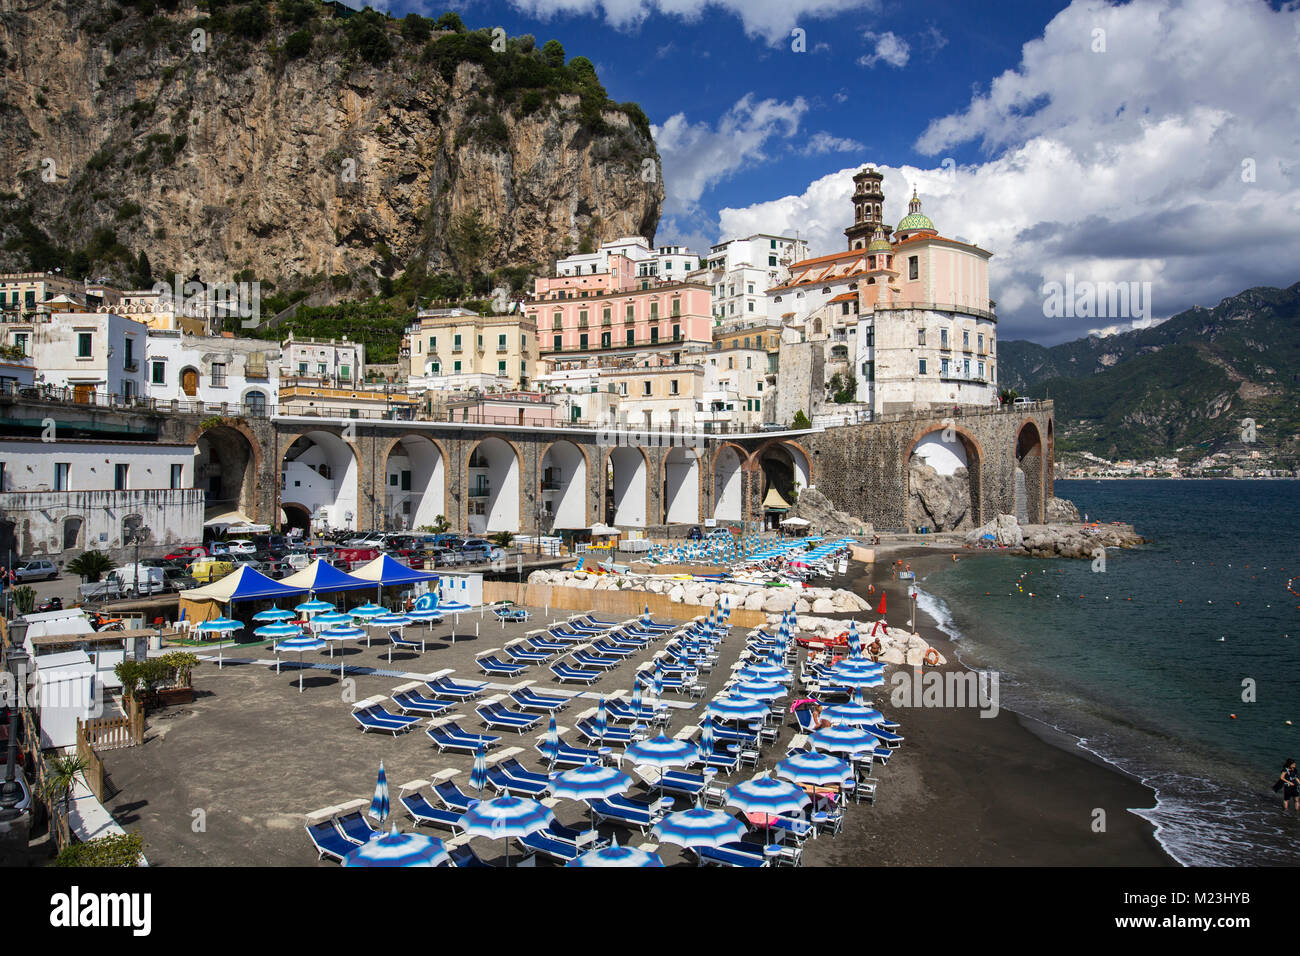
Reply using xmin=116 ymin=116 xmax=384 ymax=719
xmin=145 ymin=330 xmax=279 ymax=415
xmin=281 ymin=333 xmax=366 ymax=386
xmin=14 ymin=312 xmax=149 ymax=403
xmin=636 ymin=245 xmax=701 ymax=282
xmin=693 ymin=234 xmax=809 ymax=325
xmin=0 ymin=437 xmax=203 ymax=558
xmin=555 ymin=236 xmax=656 ymax=277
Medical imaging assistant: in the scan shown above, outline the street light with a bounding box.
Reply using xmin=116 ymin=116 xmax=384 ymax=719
xmin=0 ymin=645 xmax=29 ymax=814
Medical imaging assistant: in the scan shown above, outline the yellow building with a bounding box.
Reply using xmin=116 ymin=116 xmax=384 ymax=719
xmin=408 ymin=308 xmax=541 ymax=391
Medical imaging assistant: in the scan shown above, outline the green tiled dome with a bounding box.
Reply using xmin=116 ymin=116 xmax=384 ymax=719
xmin=867 ymin=236 xmax=893 ymax=252
xmin=897 ymin=212 xmax=935 ymax=232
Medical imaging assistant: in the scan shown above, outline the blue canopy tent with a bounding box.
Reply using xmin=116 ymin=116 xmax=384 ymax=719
xmin=350 ymin=554 xmax=440 ymax=606
xmin=279 ymin=559 xmax=374 ymax=595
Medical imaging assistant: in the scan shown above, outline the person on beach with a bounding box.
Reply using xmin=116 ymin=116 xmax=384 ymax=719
xmin=1280 ymin=759 xmax=1299 ymax=810
xmin=810 ymin=704 xmax=833 ymax=731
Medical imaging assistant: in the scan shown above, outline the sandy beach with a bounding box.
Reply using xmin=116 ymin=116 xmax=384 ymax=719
xmin=832 ymin=545 xmax=1172 ymax=866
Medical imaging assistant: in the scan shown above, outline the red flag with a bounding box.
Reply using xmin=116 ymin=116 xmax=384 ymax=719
xmin=876 ymin=593 xmax=887 ymax=615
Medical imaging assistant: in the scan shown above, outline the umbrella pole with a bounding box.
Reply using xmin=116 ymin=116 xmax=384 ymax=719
xmin=298 ymin=652 xmax=304 ymax=693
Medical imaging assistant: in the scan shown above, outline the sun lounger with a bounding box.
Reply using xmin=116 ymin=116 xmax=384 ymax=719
xmin=352 ymin=698 xmax=421 ymax=735
xmin=589 ymin=794 xmax=672 ymax=834
xmin=426 ymin=718 xmax=501 ymax=753
xmin=517 ymin=820 xmax=605 ymax=863
xmin=398 ymin=782 xmax=467 ymax=833
xmin=504 ymin=640 xmax=551 ymax=664
xmin=536 ymin=736 xmax=603 ymax=768
xmin=526 ymin=635 xmax=569 ymax=653
xmin=588 ymin=639 xmax=635 ymax=658
xmin=550 ymin=661 xmax=602 ymax=684
xmin=426 ymin=676 xmax=487 ymax=700
xmin=447 ymin=842 xmax=492 ymax=867
xmin=509 ymin=686 xmax=570 ymax=712
xmin=575 ymin=613 xmax=622 ymax=629
xmin=476 ymin=651 xmax=528 ymax=677
xmin=305 ymin=809 xmax=360 ymax=862
xmin=497 ymin=757 xmax=553 ymax=790
xmin=486 ymin=765 xmax=550 ymax=798
xmin=633 ymin=765 xmax=709 ymax=799
xmin=866 ymin=727 xmax=904 ymax=748
xmin=476 ymin=698 xmax=543 ymax=735
xmin=574 ymin=716 xmax=642 ymax=745
xmin=391 ymin=683 xmax=455 ymax=716
xmin=493 ymin=606 xmax=531 ymax=623
xmin=335 ymin=808 xmax=378 ymax=844
xmin=388 ymin=631 xmax=426 ymax=659
xmin=570 ymin=650 xmax=620 ymax=671
xmin=695 ymin=841 xmax=770 ymax=867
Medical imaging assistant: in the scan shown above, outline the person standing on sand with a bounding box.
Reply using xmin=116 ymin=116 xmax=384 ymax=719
xmin=1280 ymin=759 xmax=1299 ymax=810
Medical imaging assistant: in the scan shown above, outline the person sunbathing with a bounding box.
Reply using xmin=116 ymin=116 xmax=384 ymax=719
xmin=810 ymin=704 xmax=833 ymax=731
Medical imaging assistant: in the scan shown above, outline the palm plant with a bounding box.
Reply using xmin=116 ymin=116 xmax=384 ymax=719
xmin=65 ymin=549 xmax=117 ymax=583
xmin=42 ymin=752 xmax=91 ymax=813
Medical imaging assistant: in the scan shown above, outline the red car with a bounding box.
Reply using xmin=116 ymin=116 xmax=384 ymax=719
xmin=164 ymin=545 xmax=206 ymax=562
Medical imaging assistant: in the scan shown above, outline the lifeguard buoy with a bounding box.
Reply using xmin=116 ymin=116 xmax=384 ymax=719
xmin=924 ymin=648 xmax=940 ymax=666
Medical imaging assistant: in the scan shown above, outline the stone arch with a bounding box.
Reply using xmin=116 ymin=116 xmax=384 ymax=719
xmin=381 ymin=433 xmax=447 ymax=531
xmin=467 ymin=436 xmax=522 ymax=534
xmin=662 ymin=445 xmax=701 ymax=525
xmin=604 ymin=445 xmax=649 ymax=527
xmin=1015 ymin=420 xmax=1045 ymax=524
xmin=903 ymin=423 xmax=984 ymax=532
xmin=540 ymin=439 xmax=590 ymax=531
xmin=192 ymin=422 xmax=261 ymax=523
xmin=280 ymin=429 xmax=361 ymax=532
xmin=711 ymin=443 xmax=747 ymax=522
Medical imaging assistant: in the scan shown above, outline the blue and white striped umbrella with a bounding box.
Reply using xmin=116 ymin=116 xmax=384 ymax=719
xmin=698 ymin=718 xmax=715 ymax=759
xmin=652 ymin=661 xmax=664 ymax=702
xmin=349 ymin=603 xmax=387 ymax=619
xmin=567 ymin=836 xmax=664 ymax=868
xmin=437 ymin=599 xmax=472 ymax=613
xmin=550 ymin=762 xmax=630 ymax=801
xmin=458 ymin=796 xmax=554 ymax=867
xmin=252 ymin=606 xmax=296 ymax=622
xmin=821 ymin=702 xmax=885 ymax=727
xmin=731 ymin=679 xmax=787 ymax=700
xmin=369 ymin=761 xmax=390 ymax=823
xmin=630 ymin=683 xmax=643 ymax=712
xmin=826 ymin=670 xmax=885 ymax=690
xmin=253 ymin=622 xmax=301 ymax=640
xmin=273 ymin=634 xmax=326 ymax=692
xmin=774 ymin=750 xmax=853 ymax=787
xmin=470 ymin=745 xmax=489 ymax=798
xmin=295 ymin=599 xmax=335 ymax=615
xmin=311 ymin=612 xmax=352 ymax=628
xmin=593 ymin=696 xmax=608 ymax=742
xmin=540 ymin=713 xmax=560 ymax=769
xmin=809 ymin=725 xmax=879 ymax=756
xmin=705 ymin=695 xmax=770 ymax=722
xmin=625 ymin=735 xmax=696 ymax=769
xmin=725 ymin=774 xmax=810 ymax=819
xmin=320 ymin=624 xmax=365 ymax=676
xmin=653 ymin=805 xmax=747 ymax=858
xmin=194 ymin=617 xmax=242 ymax=634
xmin=736 ymin=662 xmax=793 ymax=683
xmin=342 ymin=826 xmax=448 ymax=867
xmin=369 ymin=613 xmax=413 ymax=628
xmin=405 ymin=609 xmax=443 ymax=623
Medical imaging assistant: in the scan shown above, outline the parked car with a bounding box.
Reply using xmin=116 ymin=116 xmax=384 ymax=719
xmin=284 ymin=550 xmax=311 ymax=572
xmin=207 ymin=541 xmax=232 ymax=558
xmin=706 ymin=528 xmax=732 ymax=541
xmin=164 ymin=545 xmax=207 ymax=563
xmin=253 ymin=534 xmax=291 ymax=557
xmin=457 ymin=538 xmax=494 ymax=564
xmin=162 ymin=568 xmax=198 ymax=592
xmin=189 ymin=559 xmax=235 ymax=584
xmin=109 ymin=565 xmax=168 ymax=596
xmin=13 ymin=559 xmax=57 ymax=583
xmin=226 ymin=539 xmax=257 ymax=556
xmin=37 ymin=596 xmax=63 ymax=612
xmin=686 ymin=526 xmax=702 ymax=540
xmin=428 ymin=546 xmax=463 ymax=567
xmin=342 ymin=534 xmax=385 ymax=549
xmin=0 ymin=760 xmax=30 ymax=814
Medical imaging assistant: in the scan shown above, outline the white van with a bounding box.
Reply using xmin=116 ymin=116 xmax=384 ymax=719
xmin=109 ymin=564 xmax=168 ymax=596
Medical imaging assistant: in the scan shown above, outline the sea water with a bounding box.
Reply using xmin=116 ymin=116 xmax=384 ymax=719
xmin=916 ymin=479 xmax=1300 ymax=866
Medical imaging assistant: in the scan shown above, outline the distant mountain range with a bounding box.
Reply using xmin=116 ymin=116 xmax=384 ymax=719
xmin=999 ymin=282 xmax=1300 ymax=463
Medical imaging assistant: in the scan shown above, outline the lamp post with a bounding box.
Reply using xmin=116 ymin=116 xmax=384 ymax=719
xmin=0 ymin=645 xmax=29 ymax=814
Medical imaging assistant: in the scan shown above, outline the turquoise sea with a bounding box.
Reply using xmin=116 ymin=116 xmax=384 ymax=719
xmin=915 ymin=479 xmax=1300 ymax=866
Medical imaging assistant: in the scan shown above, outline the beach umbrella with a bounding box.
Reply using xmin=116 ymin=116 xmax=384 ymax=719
xmin=652 ymin=660 xmax=664 ymax=705
xmin=822 ymin=701 xmax=885 ymax=727
xmin=252 ymin=606 xmax=295 ymax=622
xmin=593 ymin=696 xmax=608 ymax=743
xmin=653 ymin=804 xmax=747 ymax=864
xmin=311 ymin=611 xmax=352 ymax=629
xmin=295 ymin=599 xmax=334 ymax=615
xmin=368 ymin=614 xmax=414 ymax=660
xmin=698 ymin=717 xmax=715 ymax=760
xmin=706 ymin=695 xmax=769 ymax=723
xmin=810 ymin=724 xmax=879 ymax=757
xmin=458 ymin=796 xmax=554 ymax=867
xmin=630 ymin=682 xmax=643 ymax=714
xmin=342 ymin=825 xmax=449 ymax=867
xmin=194 ymin=617 xmax=242 ymax=669
xmin=405 ymin=609 xmax=442 ymax=623
xmin=774 ymin=750 xmax=853 ymax=788
xmin=320 ymin=624 xmax=365 ymax=675
xmin=624 ymin=735 xmax=697 ymax=801
xmin=736 ymin=662 xmax=792 ymax=683
xmin=369 ymin=761 xmax=390 ymax=824
xmin=349 ymin=602 xmax=386 ymax=620
xmin=273 ymin=634 xmax=326 ymax=692
xmin=540 ymin=714 xmax=560 ymax=770
xmin=726 ymin=773 xmax=810 ymax=844
xmin=470 ymin=744 xmax=489 ymax=798
xmin=254 ymin=622 xmax=301 ymax=641
xmin=567 ymin=836 xmax=663 ymax=868
xmin=437 ymin=599 xmax=471 ymax=614
xmin=730 ymin=679 xmax=786 ymax=701
xmin=550 ymin=763 xmax=630 ymax=830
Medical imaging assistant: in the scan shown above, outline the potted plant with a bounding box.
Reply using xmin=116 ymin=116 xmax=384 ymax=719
xmin=155 ymin=652 xmax=199 ymax=706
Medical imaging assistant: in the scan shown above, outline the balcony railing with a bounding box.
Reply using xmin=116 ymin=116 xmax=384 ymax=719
xmin=468 ymin=483 xmax=491 ymax=498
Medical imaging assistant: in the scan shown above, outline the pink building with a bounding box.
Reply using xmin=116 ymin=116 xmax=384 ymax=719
xmin=527 ymin=260 xmax=713 ymax=358
xmin=444 ymin=391 xmax=563 ymax=427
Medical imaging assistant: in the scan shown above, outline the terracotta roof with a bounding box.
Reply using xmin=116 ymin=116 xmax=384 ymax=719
xmin=829 ymin=291 xmax=858 ymax=303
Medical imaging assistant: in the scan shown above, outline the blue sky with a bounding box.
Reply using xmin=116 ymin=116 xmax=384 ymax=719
xmin=370 ymin=0 xmax=1300 ymax=344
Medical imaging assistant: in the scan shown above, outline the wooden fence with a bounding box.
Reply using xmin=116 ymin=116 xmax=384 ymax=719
xmin=483 ymin=580 xmax=768 ymax=629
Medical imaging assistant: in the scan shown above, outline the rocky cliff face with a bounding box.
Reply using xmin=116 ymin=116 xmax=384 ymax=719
xmin=0 ymin=0 xmax=663 ymax=288
xmin=908 ymin=460 xmax=973 ymax=532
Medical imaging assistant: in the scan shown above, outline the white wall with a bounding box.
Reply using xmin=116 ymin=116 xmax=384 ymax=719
xmin=609 ymin=447 xmax=647 ymax=527
xmin=0 ymin=439 xmax=193 ymax=492
xmin=542 ymin=441 xmax=587 ymax=530
xmin=663 ymin=447 xmax=700 ymax=524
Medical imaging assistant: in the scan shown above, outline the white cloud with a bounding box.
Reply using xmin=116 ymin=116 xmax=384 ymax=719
xmin=652 ymin=95 xmax=809 ymax=218
xmin=800 ymin=132 xmax=867 ymax=155
xmin=504 ymin=0 xmax=881 ymax=45
xmin=857 ymin=30 xmax=909 ymax=68
xmin=715 ymin=0 xmax=1300 ymax=344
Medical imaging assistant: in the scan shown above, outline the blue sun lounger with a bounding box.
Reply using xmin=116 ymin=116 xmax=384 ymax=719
xmin=335 ymin=808 xmax=379 ymax=844
xmin=477 ymin=653 xmax=528 ymax=677
xmin=537 ymin=736 xmax=603 ymax=768
xmin=504 ymin=642 xmax=551 ymax=664
xmin=392 ymin=686 xmax=455 ymax=716
xmin=575 ymin=613 xmax=623 ymax=629
xmin=550 ymin=661 xmax=602 ymax=684
xmin=486 ymin=765 xmax=549 ymax=798
xmin=305 ymin=814 xmax=360 ymax=862
xmin=427 ymin=719 xmax=501 ymax=753
xmin=637 ymin=618 xmax=677 ymax=632
xmin=589 ymin=794 xmax=672 ymax=834
xmin=399 ymin=784 xmax=467 ymax=834
xmin=476 ymin=698 xmax=542 ymax=734
xmin=352 ymin=699 xmax=421 ymax=735
xmin=588 ymin=639 xmax=635 ymax=658
xmin=448 ymin=843 xmax=492 ymax=867
xmin=571 ymin=650 xmax=620 ymax=670
xmin=637 ymin=766 xmax=709 ymax=799
xmin=605 ymin=699 xmax=660 ymax=724
xmin=509 ymin=686 xmax=570 ymax=712
xmin=696 ymin=841 xmax=770 ymax=867
xmin=866 ymin=727 xmax=905 ymax=748
xmin=388 ymin=631 xmax=426 ymax=659
xmin=575 ymin=717 xmax=642 ymax=745
xmin=498 ymin=758 xmax=553 ymax=790
xmin=426 ymin=676 xmax=488 ymax=700
xmin=492 ymin=606 xmax=531 ymax=623
xmin=527 ymin=635 xmax=569 ymax=653
xmin=517 ymin=820 xmax=605 ymax=863
xmin=432 ymin=777 xmax=478 ymax=814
